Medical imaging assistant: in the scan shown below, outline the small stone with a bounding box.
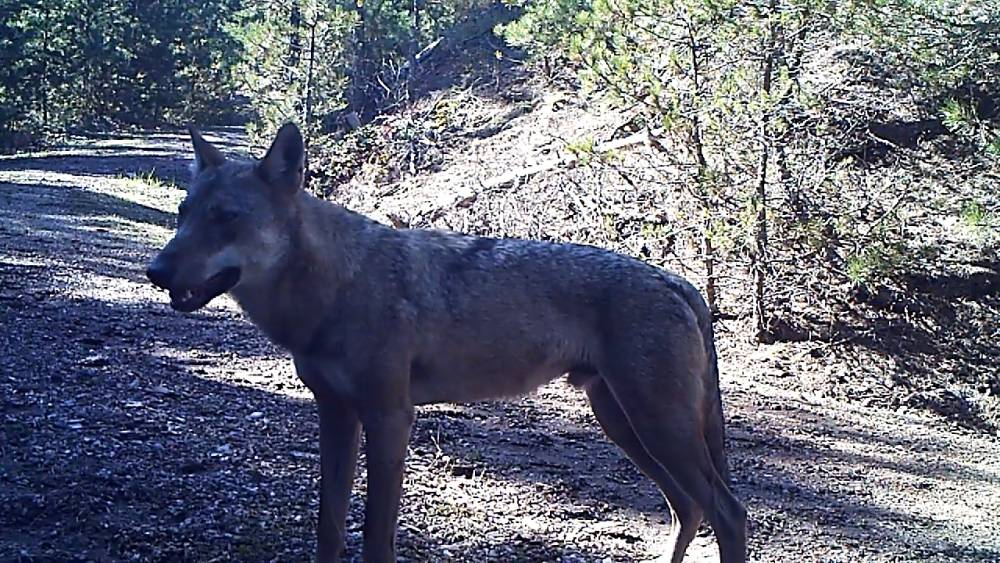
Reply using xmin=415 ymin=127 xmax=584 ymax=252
xmin=80 ymin=354 xmax=109 ymax=368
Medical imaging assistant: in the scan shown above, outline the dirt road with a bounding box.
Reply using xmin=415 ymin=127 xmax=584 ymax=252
xmin=1 ymin=132 xmax=998 ymax=562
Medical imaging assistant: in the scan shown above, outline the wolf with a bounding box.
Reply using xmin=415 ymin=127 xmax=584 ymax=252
xmin=146 ymin=123 xmax=747 ymax=563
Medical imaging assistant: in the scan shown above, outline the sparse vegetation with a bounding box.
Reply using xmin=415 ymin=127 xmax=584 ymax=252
xmin=494 ymin=0 xmax=1000 ymax=342
xmin=564 ymin=136 xmax=595 ymax=161
xmin=960 ymin=200 xmax=998 ymax=246
xmin=117 ymin=170 xmax=180 ymax=193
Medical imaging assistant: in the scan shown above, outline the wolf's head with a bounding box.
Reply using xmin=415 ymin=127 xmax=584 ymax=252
xmin=146 ymin=123 xmax=305 ymax=312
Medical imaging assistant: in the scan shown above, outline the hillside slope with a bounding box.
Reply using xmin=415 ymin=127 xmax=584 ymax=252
xmin=324 ymin=38 xmax=1000 ymax=433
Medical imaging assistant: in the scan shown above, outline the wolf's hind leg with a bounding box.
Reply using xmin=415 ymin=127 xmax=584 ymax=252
xmin=602 ymin=366 xmax=747 ymax=563
xmin=585 ymin=377 xmax=703 ymax=562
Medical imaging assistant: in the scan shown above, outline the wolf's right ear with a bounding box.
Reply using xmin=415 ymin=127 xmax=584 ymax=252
xmin=257 ymin=123 xmax=305 ymax=193
xmin=189 ymin=127 xmax=226 ymax=174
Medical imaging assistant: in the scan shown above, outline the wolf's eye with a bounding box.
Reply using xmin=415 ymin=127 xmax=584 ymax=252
xmin=212 ymin=207 xmax=240 ymax=223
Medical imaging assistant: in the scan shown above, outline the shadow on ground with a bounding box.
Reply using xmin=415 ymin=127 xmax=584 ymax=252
xmin=0 ymin=126 xmax=248 ymax=186
xmin=773 ymin=271 xmax=1000 ymax=432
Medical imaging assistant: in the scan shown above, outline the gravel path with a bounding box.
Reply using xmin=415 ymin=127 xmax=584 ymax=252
xmin=1 ymin=132 xmax=998 ymax=562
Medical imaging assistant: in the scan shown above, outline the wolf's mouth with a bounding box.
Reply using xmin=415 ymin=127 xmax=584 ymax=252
xmin=169 ymin=267 xmax=241 ymax=313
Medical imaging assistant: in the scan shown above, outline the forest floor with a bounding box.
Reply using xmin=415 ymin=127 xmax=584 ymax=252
xmin=1 ymin=129 xmax=999 ymax=563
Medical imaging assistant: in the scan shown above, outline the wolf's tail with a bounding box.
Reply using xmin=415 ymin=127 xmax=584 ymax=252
xmin=658 ymin=272 xmax=733 ymax=486
xmin=700 ymin=316 xmax=732 ymax=486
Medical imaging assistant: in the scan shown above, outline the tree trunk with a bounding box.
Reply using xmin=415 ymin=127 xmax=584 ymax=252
xmin=410 ymin=0 xmax=421 ymax=63
xmin=303 ymin=19 xmax=316 ymax=189
xmin=304 ymin=21 xmax=316 ymax=135
xmin=686 ymin=22 xmax=718 ymax=314
xmin=752 ymin=0 xmax=779 ymax=343
xmin=288 ymin=3 xmax=302 ymax=72
xmin=40 ymin=7 xmax=50 ymax=130
xmin=349 ymin=0 xmax=374 ymax=117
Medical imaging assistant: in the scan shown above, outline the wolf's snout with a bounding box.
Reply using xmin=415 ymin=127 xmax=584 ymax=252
xmin=146 ymin=260 xmax=175 ymax=289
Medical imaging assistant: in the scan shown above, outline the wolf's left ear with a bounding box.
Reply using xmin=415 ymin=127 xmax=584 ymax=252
xmin=258 ymin=123 xmax=305 ymax=193
xmin=189 ymin=127 xmax=226 ymax=174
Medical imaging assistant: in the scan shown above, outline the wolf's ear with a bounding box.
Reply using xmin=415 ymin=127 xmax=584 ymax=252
xmin=258 ymin=123 xmax=305 ymax=193
xmin=189 ymin=127 xmax=226 ymax=174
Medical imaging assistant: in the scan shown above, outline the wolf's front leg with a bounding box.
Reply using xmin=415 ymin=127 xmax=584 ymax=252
xmin=316 ymin=397 xmax=361 ymax=562
xmin=361 ymin=408 xmax=415 ymax=563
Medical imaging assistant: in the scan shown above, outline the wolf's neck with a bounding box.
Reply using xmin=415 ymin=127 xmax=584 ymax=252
xmin=233 ymin=193 xmax=379 ymax=351
xmin=288 ymin=193 xmax=367 ymax=283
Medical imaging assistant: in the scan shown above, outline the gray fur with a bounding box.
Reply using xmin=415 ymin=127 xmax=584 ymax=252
xmin=146 ymin=124 xmax=747 ymax=563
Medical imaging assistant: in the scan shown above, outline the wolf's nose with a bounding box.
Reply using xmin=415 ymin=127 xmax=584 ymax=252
xmin=146 ymin=262 xmax=174 ymax=289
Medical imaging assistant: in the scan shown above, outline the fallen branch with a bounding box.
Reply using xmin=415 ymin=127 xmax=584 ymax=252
xmin=481 ymin=157 xmax=566 ymax=190
xmin=402 ymin=130 xmax=654 ymax=226
xmin=480 ymin=130 xmax=651 ymax=190
xmin=594 ymin=130 xmax=650 ymax=153
xmin=399 ymin=3 xmax=523 ymax=81
xmin=466 ymin=103 xmax=537 ymax=139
